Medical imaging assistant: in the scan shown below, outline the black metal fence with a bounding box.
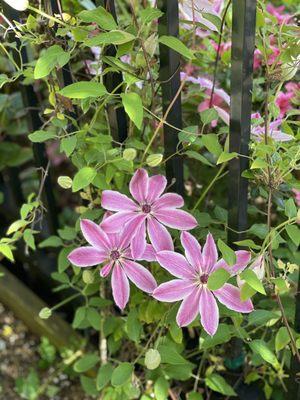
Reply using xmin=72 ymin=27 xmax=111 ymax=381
xmin=1 ymin=0 xmax=299 ymax=395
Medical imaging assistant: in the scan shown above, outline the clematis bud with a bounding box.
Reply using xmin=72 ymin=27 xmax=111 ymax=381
xmin=2 ymin=0 xmax=29 ymax=11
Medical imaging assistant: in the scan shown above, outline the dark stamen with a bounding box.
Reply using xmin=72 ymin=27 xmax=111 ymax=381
xmin=142 ymin=204 xmax=151 ymax=213
xmin=110 ymin=250 xmax=120 ymax=260
xmin=200 ymin=274 xmax=209 ymax=284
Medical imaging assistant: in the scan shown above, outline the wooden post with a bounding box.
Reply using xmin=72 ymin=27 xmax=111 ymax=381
xmin=0 ymin=265 xmax=82 ymax=349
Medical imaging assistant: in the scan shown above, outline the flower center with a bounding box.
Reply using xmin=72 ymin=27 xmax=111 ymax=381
xmin=200 ymin=274 xmax=209 ymax=284
xmin=142 ymin=204 xmax=151 ymax=214
xmin=110 ymin=250 xmax=120 ymax=260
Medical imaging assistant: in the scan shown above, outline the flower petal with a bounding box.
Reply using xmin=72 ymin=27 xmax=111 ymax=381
xmin=131 ymin=220 xmax=146 ymax=259
xmin=111 ymin=263 xmax=130 ymax=310
xmin=80 ymin=219 xmax=110 ymax=250
xmin=155 ymin=209 xmax=197 ymax=230
xmin=153 ymin=279 xmax=195 ymax=302
xmin=199 ymin=288 xmax=219 ymax=336
xmin=202 ymin=233 xmax=218 ymax=272
xmin=176 ymin=288 xmax=201 ymax=327
xmin=101 ymin=190 xmax=137 ymax=211
xmin=156 ymin=251 xmax=195 ymax=279
xmin=212 ymin=250 xmax=251 ymax=275
xmin=68 ymin=247 xmax=107 ymax=267
xmin=147 ymin=217 xmax=174 ymax=252
xmin=213 ymin=283 xmax=254 ymax=313
xmin=181 ymin=231 xmax=202 ymax=271
xmin=147 ymin=175 xmax=167 ymax=203
xmin=122 ymin=260 xmax=157 ymax=293
xmin=100 ymin=261 xmax=113 ymax=277
xmin=140 ymin=244 xmax=156 ymax=262
xmin=118 ymin=214 xmax=146 ymax=249
xmin=100 ymin=211 xmax=135 ymax=233
xmin=153 ymin=193 xmax=184 ymax=210
xmin=129 ymin=168 xmax=148 ymax=203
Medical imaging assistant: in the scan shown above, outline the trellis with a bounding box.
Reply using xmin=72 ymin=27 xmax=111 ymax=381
xmin=1 ymin=0 xmax=299 ymax=396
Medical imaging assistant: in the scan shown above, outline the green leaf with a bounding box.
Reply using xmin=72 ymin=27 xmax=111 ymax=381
xmin=80 ymin=376 xmax=98 ymax=397
xmin=187 ymin=392 xmax=203 ymax=400
xmin=39 ymin=236 xmax=63 ymax=248
xmin=284 ymin=198 xmax=297 ymax=218
xmin=234 ymin=239 xmax=261 ymax=250
xmin=111 ymin=362 xmax=133 ymax=387
xmin=275 ymin=327 xmax=291 ymax=352
xmin=34 ymin=45 xmax=70 ymax=79
xmin=159 ymin=35 xmax=194 ymax=60
xmin=217 ymin=151 xmax=238 ymax=164
xmin=200 ymin=108 xmax=219 ymax=125
xmin=121 ymin=92 xmax=143 ymax=129
xmin=24 ymin=229 xmax=36 ymax=250
xmin=86 ymin=30 xmax=135 ymax=46
xmin=72 ymin=167 xmax=97 ymax=192
xmin=240 ymin=269 xmax=265 ymax=295
xmin=154 ymin=377 xmax=169 ymax=400
xmin=7 ymin=219 xmax=28 ymax=235
xmin=59 ymin=82 xmax=107 ymax=99
xmin=205 ymin=373 xmax=236 ymax=396
xmin=72 ymin=307 xmax=87 ymax=329
xmin=74 ymin=354 xmax=99 ymax=373
xmin=185 ymin=150 xmax=214 ymax=167
xmin=207 ymin=268 xmax=230 ymax=291
xmin=126 ymin=309 xmax=142 ymax=343
xmin=96 ymin=363 xmax=113 ymax=390
xmin=87 ymin=307 xmax=101 ymax=330
xmin=140 ymin=8 xmax=163 ymax=24
xmin=249 ymin=340 xmax=278 ymax=365
xmin=78 ymin=6 xmax=117 ymax=30
xmin=249 ymin=223 xmax=268 ymax=239
xmin=217 ymin=239 xmax=237 ymax=266
xmin=29 ymin=130 xmax=56 ymax=143
xmin=286 ymin=225 xmax=300 ymax=246
xmin=250 ymin=158 xmax=268 ymax=169
xmin=240 ymin=282 xmax=256 ymax=301
xmin=201 ymin=133 xmax=222 ymax=156
xmin=146 ymin=153 xmax=163 ymax=167
xmin=60 ymin=135 xmax=77 ymax=156
xmin=0 ymin=243 xmax=14 ymax=261
xmin=144 ymin=349 xmax=161 ymax=370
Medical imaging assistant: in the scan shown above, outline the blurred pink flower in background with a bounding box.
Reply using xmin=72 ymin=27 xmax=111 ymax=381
xmin=251 ymin=112 xmax=294 ymax=142
xmin=153 ymin=232 xmax=253 ymax=336
xmin=68 ymin=219 xmax=157 ymax=310
xmin=101 ymin=169 xmax=197 ymax=258
xmin=179 ymin=0 xmax=224 ymax=33
xmin=251 ymin=113 xmax=289 ymax=142
xmin=266 ymin=4 xmax=293 ymax=25
xmin=276 ymin=91 xmax=294 ymax=117
xmin=292 ymin=189 xmax=300 ymax=207
xmin=181 ymin=73 xmax=230 ymax=126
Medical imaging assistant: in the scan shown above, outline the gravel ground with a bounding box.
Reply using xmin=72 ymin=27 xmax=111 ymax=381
xmin=0 ymin=302 xmax=92 ymax=400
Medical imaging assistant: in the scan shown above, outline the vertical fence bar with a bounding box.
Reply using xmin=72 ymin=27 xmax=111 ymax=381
xmin=2 ymin=2 xmax=59 ymax=234
xmin=227 ymin=0 xmax=256 ymax=246
xmin=158 ymin=0 xmax=183 ymax=195
xmin=102 ymin=0 xmax=128 ymax=143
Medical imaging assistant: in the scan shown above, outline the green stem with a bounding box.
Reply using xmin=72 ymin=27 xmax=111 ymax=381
xmin=192 ymin=162 xmax=227 ymax=211
xmin=27 ymin=5 xmax=69 ymax=27
xmin=51 ymin=292 xmax=81 ymax=312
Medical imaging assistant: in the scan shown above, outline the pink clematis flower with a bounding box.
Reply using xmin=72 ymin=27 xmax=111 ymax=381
xmin=266 ymin=4 xmax=293 ymax=25
xmin=181 ymin=73 xmax=230 ymax=126
xmin=251 ymin=112 xmax=294 ymax=142
xmin=101 ymin=169 xmax=197 ymax=259
xmin=68 ymin=219 xmax=157 ymax=310
xmin=153 ymin=232 xmax=253 ymax=336
xmin=276 ymin=91 xmax=294 ymax=117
